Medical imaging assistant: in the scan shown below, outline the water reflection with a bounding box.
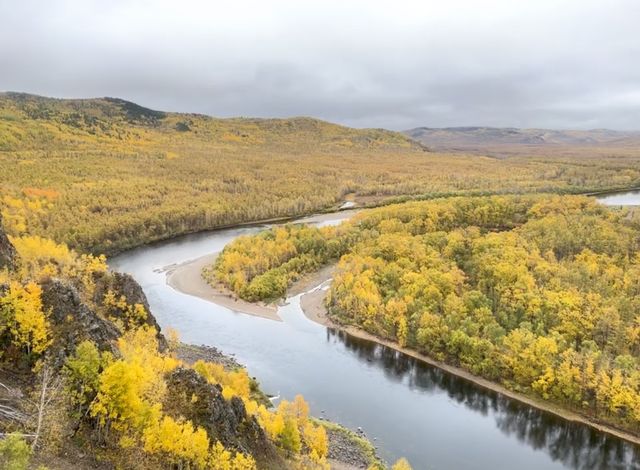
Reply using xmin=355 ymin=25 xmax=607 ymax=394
xmin=328 ymin=329 xmax=640 ymax=470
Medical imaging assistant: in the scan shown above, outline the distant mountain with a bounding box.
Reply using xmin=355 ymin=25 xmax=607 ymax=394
xmin=0 ymin=92 xmax=417 ymax=152
xmin=404 ymin=126 xmax=640 ymax=153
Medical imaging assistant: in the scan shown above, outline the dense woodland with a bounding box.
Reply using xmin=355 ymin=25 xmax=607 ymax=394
xmin=213 ymin=195 xmax=640 ymax=435
xmin=3 ymin=93 xmax=640 ymax=255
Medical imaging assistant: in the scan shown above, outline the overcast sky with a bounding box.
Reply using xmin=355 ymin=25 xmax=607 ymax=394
xmin=1 ymin=0 xmax=639 ymax=130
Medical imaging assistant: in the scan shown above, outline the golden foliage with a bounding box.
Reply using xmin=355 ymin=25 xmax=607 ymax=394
xmin=208 ymin=441 xmax=257 ymax=470
xmin=10 ymin=235 xmax=107 ymax=295
xmin=210 ymin=224 xmax=352 ymax=301
xmin=193 ymin=360 xmax=251 ymax=401
xmin=3 ymin=94 xmax=640 ymax=255
xmin=391 ymin=458 xmax=413 ymax=470
xmin=91 ymin=326 xmax=176 ymax=434
xmin=142 ymin=415 xmax=210 ymax=469
xmin=222 ymin=195 xmax=640 ymax=432
xmin=0 ymin=281 xmax=50 ymax=356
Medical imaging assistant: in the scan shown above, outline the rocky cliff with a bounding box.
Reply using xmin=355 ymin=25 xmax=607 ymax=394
xmin=0 ymin=214 xmax=16 ymax=269
xmin=166 ymin=368 xmax=286 ymax=470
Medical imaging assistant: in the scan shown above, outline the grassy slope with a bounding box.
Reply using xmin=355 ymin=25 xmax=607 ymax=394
xmin=2 ymin=92 xmax=640 ymax=255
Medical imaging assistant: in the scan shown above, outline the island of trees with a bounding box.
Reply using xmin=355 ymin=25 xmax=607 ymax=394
xmin=211 ymin=195 xmax=640 ymax=435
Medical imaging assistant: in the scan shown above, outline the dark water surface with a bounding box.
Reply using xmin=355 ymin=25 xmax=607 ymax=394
xmin=110 ymin=212 xmax=640 ymax=470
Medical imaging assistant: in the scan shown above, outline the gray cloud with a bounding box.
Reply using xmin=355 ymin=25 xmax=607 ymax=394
xmin=1 ymin=0 xmax=639 ymax=130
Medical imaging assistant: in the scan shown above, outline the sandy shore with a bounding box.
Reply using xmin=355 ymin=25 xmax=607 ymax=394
xmin=299 ymin=283 xmax=640 ymax=448
xmin=163 ymin=209 xmax=356 ymax=322
xmin=165 ymin=251 xmax=339 ymax=322
xmin=287 ymin=264 xmax=335 ymax=298
xmin=165 ymin=253 xmax=281 ymax=321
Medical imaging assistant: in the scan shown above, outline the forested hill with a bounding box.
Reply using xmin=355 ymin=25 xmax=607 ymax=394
xmin=0 ymin=92 xmax=416 ymax=152
xmin=2 ymin=92 xmax=640 ymax=255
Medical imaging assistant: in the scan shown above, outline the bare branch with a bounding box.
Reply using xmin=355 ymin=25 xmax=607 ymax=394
xmin=31 ymin=363 xmax=63 ymax=451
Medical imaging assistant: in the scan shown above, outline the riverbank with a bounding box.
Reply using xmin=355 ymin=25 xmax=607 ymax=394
xmin=299 ymin=282 xmax=640 ymax=449
xmin=318 ymin=419 xmax=385 ymax=470
xmin=165 ymin=253 xmax=281 ymax=321
xmin=165 ymin=254 xmax=335 ymax=321
xmin=163 ymin=209 xmax=356 ymax=321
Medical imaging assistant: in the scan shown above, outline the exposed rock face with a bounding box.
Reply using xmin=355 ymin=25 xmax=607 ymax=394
xmin=94 ymin=271 xmax=168 ymax=350
xmin=166 ymin=368 xmax=285 ymax=470
xmin=325 ymin=427 xmax=374 ymax=469
xmin=176 ymin=343 xmax=242 ymax=370
xmin=0 ymin=215 xmax=16 ymax=270
xmin=40 ymin=278 xmax=121 ymax=359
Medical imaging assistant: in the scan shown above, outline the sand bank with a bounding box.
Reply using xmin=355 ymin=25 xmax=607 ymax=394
xmin=165 ymin=253 xmax=281 ymax=321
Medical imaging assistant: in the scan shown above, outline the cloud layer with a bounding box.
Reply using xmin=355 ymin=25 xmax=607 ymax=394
xmin=1 ymin=0 xmax=639 ymax=130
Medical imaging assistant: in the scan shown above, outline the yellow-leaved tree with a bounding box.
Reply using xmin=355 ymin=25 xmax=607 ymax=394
xmin=208 ymin=441 xmax=257 ymax=470
xmin=391 ymin=457 xmax=413 ymax=470
xmin=90 ymin=326 xmax=177 ymax=437
xmin=142 ymin=415 xmax=210 ymax=469
xmin=0 ymin=281 xmax=50 ymax=356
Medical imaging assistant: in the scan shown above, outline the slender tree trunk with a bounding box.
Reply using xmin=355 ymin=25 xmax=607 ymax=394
xmin=31 ymin=364 xmax=60 ymax=451
xmin=32 ymin=366 xmax=49 ymax=451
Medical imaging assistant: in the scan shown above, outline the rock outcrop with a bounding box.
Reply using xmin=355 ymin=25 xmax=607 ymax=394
xmin=40 ymin=278 xmax=121 ymax=360
xmin=166 ymin=367 xmax=286 ymax=470
xmin=94 ymin=271 xmax=168 ymax=350
xmin=0 ymin=216 xmax=288 ymax=469
xmin=0 ymin=214 xmax=16 ymax=270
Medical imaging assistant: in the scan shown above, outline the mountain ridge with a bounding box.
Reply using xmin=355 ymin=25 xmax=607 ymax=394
xmin=0 ymin=91 xmax=413 ymax=146
xmin=404 ymin=126 xmax=640 ymax=151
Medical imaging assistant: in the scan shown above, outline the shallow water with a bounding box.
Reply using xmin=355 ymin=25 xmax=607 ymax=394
xmin=110 ymin=212 xmax=640 ymax=470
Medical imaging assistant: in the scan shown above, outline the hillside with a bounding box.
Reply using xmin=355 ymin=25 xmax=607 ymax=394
xmin=0 ymin=92 xmax=414 ymax=152
xmin=2 ymin=93 xmax=640 ymax=255
xmin=404 ymin=126 xmax=640 ymax=155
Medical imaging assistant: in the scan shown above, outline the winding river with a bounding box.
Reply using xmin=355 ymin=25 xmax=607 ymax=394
xmin=110 ymin=199 xmax=640 ymax=470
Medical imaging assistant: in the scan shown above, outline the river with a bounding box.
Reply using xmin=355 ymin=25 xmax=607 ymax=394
xmin=110 ymin=204 xmax=640 ymax=470
xmin=596 ymin=189 xmax=640 ymax=206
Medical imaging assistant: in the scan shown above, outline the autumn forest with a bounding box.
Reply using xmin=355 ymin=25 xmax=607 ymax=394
xmin=213 ymin=196 xmax=640 ymax=434
xmin=2 ymin=93 xmax=640 ymax=470
xmin=2 ymin=93 xmax=640 ymax=255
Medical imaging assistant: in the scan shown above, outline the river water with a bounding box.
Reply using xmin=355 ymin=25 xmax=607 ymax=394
xmin=110 ymin=206 xmax=640 ymax=470
xmin=597 ymin=190 xmax=640 ymax=206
